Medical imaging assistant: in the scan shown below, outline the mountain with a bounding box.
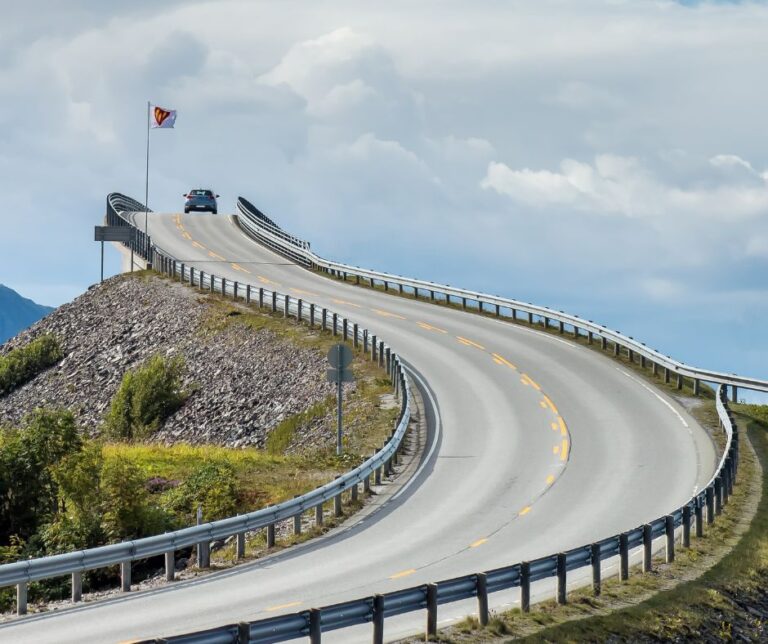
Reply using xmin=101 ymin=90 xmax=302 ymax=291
xmin=0 ymin=284 xmax=54 ymax=344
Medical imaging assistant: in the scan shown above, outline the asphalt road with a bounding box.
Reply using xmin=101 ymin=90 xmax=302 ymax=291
xmin=1 ymin=212 xmax=717 ymax=643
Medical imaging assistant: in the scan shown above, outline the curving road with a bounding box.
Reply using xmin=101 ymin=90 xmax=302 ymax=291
xmin=1 ymin=212 xmax=717 ymax=643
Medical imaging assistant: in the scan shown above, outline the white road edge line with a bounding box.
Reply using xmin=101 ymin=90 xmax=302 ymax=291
xmin=391 ymin=367 xmax=442 ymax=502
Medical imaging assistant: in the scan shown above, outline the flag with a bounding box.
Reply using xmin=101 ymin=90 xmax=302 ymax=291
xmin=151 ymin=105 xmax=177 ymax=129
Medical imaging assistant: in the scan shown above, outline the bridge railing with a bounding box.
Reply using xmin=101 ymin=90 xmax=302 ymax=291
xmin=0 ymin=194 xmax=413 ymax=616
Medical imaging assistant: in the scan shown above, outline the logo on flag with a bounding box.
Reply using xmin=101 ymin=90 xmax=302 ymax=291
xmin=151 ymin=105 xmax=177 ymax=129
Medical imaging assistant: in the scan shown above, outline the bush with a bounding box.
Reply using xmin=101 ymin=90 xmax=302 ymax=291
xmin=162 ymin=461 xmax=238 ymax=523
xmin=104 ymin=354 xmax=187 ymax=440
xmin=0 ymin=334 xmax=63 ymax=396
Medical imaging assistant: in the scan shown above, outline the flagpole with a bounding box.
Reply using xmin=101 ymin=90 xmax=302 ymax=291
xmin=144 ymin=100 xmax=150 ymax=265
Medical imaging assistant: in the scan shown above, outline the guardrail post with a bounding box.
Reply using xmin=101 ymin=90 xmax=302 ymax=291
xmin=210 ymin=274 xmax=215 ymax=293
xmin=343 ymin=318 xmax=348 ymax=341
xmin=640 ymin=355 xmax=646 ymax=368
xmin=682 ymin=505 xmax=691 ymax=548
xmin=556 ymin=552 xmax=567 ymax=604
xmin=495 ymin=304 xmax=500 ymax=317
xmin=334 ymin=493 xmax=343 ymax=517
xmin=237 ymin=532 xmax=246 ymax=559
xmin=267 ymin=524 xmax=276 ymax=548
xmin=731 ymin=385 xmax=738 ymax=403
xmin=246 ymin=284 xmax=251 ymax=304
xmin=294 ymin=508 xmax=302 ymax=536
xmin=165 ymin=551 xmax=175 ymax=581
xmin=652 ymin=362 xmax=658 ymax=376
xmin=238 ymin=622 xmax=251 ymax=644
xmin=613 ymin=342 xmax=620 ymax=357
xmin=619 ymin=533 xmax=629 ymax=581
xmin=221 ymin=277 xmax=227 ymax=296
xmin=426 ymin=583 xmax=438 ymax=638
xmin=373 ymin=594 xmax=385 ymax=644
xmin=190 ymin=267 xmax=195 ymax=287
xmin=259 ymin=287 xmax=264 ymax=308
xmin=332 ymin=313 xmax=338 ymax=336
xmin=363 ymin=330 xmax=369 ymax=352
xmin=476 ymin=573 xmax=489 ymax=626
xmin=543 ymin=316 xmax=549 ymax=329
xmin=664 ymin=367 xmax=671 ymax=384
xmin=199 ymin=540 xmax=210 ymax=568
xmin=180 ymin=263 xmax=186 ymax=282
xmin=309 ymin=607 xmax=322 ymax=644
xmin=322 ymin=308 xmax=328 ymax=331
xmin=374 ymin=465 xmax=382 ymax=485
xmin=600 ymin=336 xmax=607 ymax=350
xmin=706 ymin=487 xmax=715 ymax=525
xmin=351 ymin=482 xmax=359 ymax=502
xmin=723 ymin=463 xmax=731 ymax=505
xmin=695 ymin=498 xmax=704 ymax=537
xmin=527 ymin=311 xmax=533 ymax=324
xmin=663 ymin=515 xmax=675 ymax=563
xmin=676 ymin=373 xmax=683 ymax=390
xmin=461 ymin=297 xmax=467 ymax=310
xmin=371 ymin=335 xmax=378 ymax=361
xmin=642 ymin=524 xmax=652 ymax=572
xmin=520 ymin=562 xmax=531 ymax=612
xmin=16 ymin=583 xmax=27 ymax=616
xmin=364 ymin=471 xmax=372 ymax=493
xmin=384 ymin=281 xmax=388 ymax=292
xmin=72 ymin=570 xmax=83 ymax=602
xmin=356 ymin=274 xmax=360 ymax=285
xmin=284 ymin=295 xmax=290 ymax=317
xmin=309 ymin=302 xmax=315 ymax=327
xmin=398 ymin=283 xmax=403 ymax=295
xmin=120 ymin=561 xmax=131 ymax=591
xmin=385 ymin=348 xmax=391 ymax=375
xmin=591 ymin=543 xmax=601 ymax=596
xmin=233 ymin=281 xmax=239 ymax=301
xmin=271 ymin=291 xmax=277 ymax=313
xmin=693 ymin=378 xmax=700 ymax=396
xmin=628 ymin=348 xmax=634 ymax=363
xmin=587 ymin=331 xmax=593 ymax=344
xmin=715 ymin=477 xmax=723 ymax=515
xmin=379 ymin=341 xmax=385 ymax=367
xmin=298 ymin=299 xmax=303 ymax=322
xmin=353 ymin=323 xmax=359 ymax=348
xmin=558 ymin=320 xmax=564 ymax=335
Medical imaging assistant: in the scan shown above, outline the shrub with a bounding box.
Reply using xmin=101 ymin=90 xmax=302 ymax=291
xmin=104 ymin=355 xmax=187 ymax=440
xmin=0 ymin=334 xmax=63 ymax=396
xmin=162 ymin=461 xmax=238 ymax=523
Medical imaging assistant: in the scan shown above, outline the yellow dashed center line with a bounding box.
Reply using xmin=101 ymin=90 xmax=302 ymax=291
xmin=557 ymin=417 xmax=567 ymax=436
xmin=550 ymin=421 xmax=559 ymax=431
xmin=258 ymin=275 xmax=279 ymax=286
xmin=546 ymin=474 xmax=556 ymax=485
xmin=417 ymin=321 xmax=448 ymax=334
xmin=520 ymin=374 xmax=541 ymax=390
xmin=491 ymin=353 xmax=516 ymax=369
xmin=390 ymin=568 xmax=417 ymax=580
xmin=373 ymin=308 xmax=407 ymax=320
xmin=182 ymin=231 xmax=192 ymax=241
xmin=560 ymin=439 xmax=569 ymax=461
xmin=542 ymin=395 xmax=558 ymax=414
xmin=519 ymin=506 xmax=531 ymax=516
xmin=191 ymin=241 xmax=206 ymax=250
xmin=207 ymin=251 xmax=224 ymax=260
xmin=290 ymin=288 xmax=318 ymax=297
xmin=231 ymin=263 xmax=251 ymax=274
xmin=553 ymin=445 xmax=560 ymax=455
xmin=456 ymin=336 xmax=485 ymax=350
xmin=266 ymin=601 xmax=302 ymax=612
xmin=333 ymin=299 xmax=362 ymax=308
xmin=469 ymin=538 xmax=488 ymax=548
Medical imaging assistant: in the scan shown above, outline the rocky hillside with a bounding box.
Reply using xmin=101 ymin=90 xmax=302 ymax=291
xmin=0 ymin=274 xmax=335 ymax=447
xmin=0 ymin=284 xmax=53 ymax=344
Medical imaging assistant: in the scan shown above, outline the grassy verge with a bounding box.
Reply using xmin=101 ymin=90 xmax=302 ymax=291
xmin=419 ymin=405 xmax=766 ymax=643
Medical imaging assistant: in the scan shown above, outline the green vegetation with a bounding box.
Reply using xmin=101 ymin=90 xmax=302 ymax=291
xmin=422 ymin=404 xmax=767 ymax=643
xmin=266 ymin=396 xmax=335 ymax=455
xmin=104 ymin=354 xmax=187 ymax=440
xmin=0 ymin=334 xmax=62 ymax=396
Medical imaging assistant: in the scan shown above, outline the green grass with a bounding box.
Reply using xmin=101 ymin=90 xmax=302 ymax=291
xmin=415 ymin=405 xmax=767 ymax=643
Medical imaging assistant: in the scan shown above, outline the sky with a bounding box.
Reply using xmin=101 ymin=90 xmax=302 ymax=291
xmin=1 ymin=0 xmax=767 ymax=399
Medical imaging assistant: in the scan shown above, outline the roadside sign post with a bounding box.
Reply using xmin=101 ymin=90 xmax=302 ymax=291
xmin=94 ymin=226 xmax=135 ymax=283
xmin=327 ymin=343 xmax=354 ymax=455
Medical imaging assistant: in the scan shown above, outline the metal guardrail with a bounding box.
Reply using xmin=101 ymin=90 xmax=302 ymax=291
xmin=235 ymin=197 xmax=768 ymax=398
xmin=0 ymin=194 xmax=413 ymax=616
xmin=138 ymin=385 xmax=739 ymax=643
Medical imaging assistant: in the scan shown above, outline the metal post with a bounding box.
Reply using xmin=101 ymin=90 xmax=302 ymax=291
xmin=477 ymin=573 xmax=489 ymax=626
xmin=682 ymin=505 xmax=691 ymax=548
xmin=706 ymin=487 xmax=715 ymax=525
xmin=238 ymin=623 xmax=250 ymax=644
xmin=643 ymin=524 xmax=652 ymax=572
xmin=294 ymin=508 xmax=302 ymax=536
xmin=693 ymin=379 xmax=700 ymax=396
xmin=322 ymin=308 xmax=327 ymax=331
xmin=259 ymin=287 xmax=264 ymax=308
xmin=297 ymin=298 xmax=303 ymax=322
xmin=591 ymin=543 xmax=601 ymax=596
xmin=601 ymin=336 xmax=607 ymax=350
xmin=364 ymin=472 xmax=371 ymax=493
xmin=310 ymin=303 xmax=315 ymax=327
xmin=664 ymin=367 xmax=671 ymax=384
xmin=315 ymin=503 xmax=323 ymax=526
xmin=520 ymin=562 xmax=531 ymax=612
xmin=284 ymin=294 xmax=289 ymax=318
xmin=619 ymin=533 xmax=629 ymax=581
xmin=556 ymin=552 xmax=567 ymax=604
xmin=558 ymin=320 xmax=564 ymax=335
xmin=379 ymin=341 xmax=385 ymax=367
xmin=353 ymin=323 xmax=359 ymax=348
xmin=343 ymin=318 xmax=348 ymax=341
xmin=309 ymin=608 xmax=321 ymax=644
xmin=71 ymin=571 xmax=83 ymax=602
xmin=495 ymin=304 xmax=500 ymax=317
xmin=426 ymin=583 xmax=438 ymax=638
xmin=221 ymin=277 xmax=226 ymax=296
xmin=665 ymin=515 xmax=675 ymax=563
xmin=461 ymin=297 xmax=467 ymax=310
xmin=374 ymin=466 xmax=382 ymax=485
xmin=715 ymin=477 xmax=723 ymax=515
xmin=677 ymin=373 xmax=683 ymax=390
xmin=165 ymin=551 xmax=174 ymax=581
xmin=351 ymin=483 xmax=358 ymax=503
xmin=237 ymin=532 xmax=246 ymax=559
xmin=371 ymin=335 xmax=377 ymax=361
xmin=100 ymin=240 xmax=104 ymax=283
xmin=199 ymin=540 xmax=210 ymax=569
xmin=267 ymin=524 xmax=275 ymax=548
xmin=614 ymin=343 xmax=620 ymax=357
xmin=731 ymin=385 xmax=738 ymax=403
xmin=271 ymin=291 xmax=277 ymax=313
xmin=121 ymin=561 xmax=131 ymax=592
xmin=373 ymin=594 xmax=385 ymax=644
xmin=332 ymin=313 xmax=338 ymax=336
xmin=334 ymin=493 xmax=342 ymax=517
xmin=246 ymin=284 xmax=251 ymax=304
xmin=628 ymin=349 xmax=634 ymax=363
xmin=16 ymin=583 xmax=27 ymax=616
xmin=363 ymin=330 xmax=368 ymax=352
xmin=695 ymin=499 xmax=704 ymax=537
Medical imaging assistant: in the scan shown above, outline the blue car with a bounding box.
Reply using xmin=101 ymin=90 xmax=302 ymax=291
xmin=184 ymin=189 xmax=219 ymax=214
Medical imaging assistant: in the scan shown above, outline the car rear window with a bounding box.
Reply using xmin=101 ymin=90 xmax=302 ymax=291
xmin=190 ymin=190 xmax=213 ymax=196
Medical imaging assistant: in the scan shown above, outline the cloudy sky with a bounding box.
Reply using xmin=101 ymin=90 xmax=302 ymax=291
xmin=2 ymin=0 xmax=767 ymax=396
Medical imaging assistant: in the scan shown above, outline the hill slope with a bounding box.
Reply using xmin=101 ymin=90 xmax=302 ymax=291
xmin=0 ymin=284 xmax=53 ymax=344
